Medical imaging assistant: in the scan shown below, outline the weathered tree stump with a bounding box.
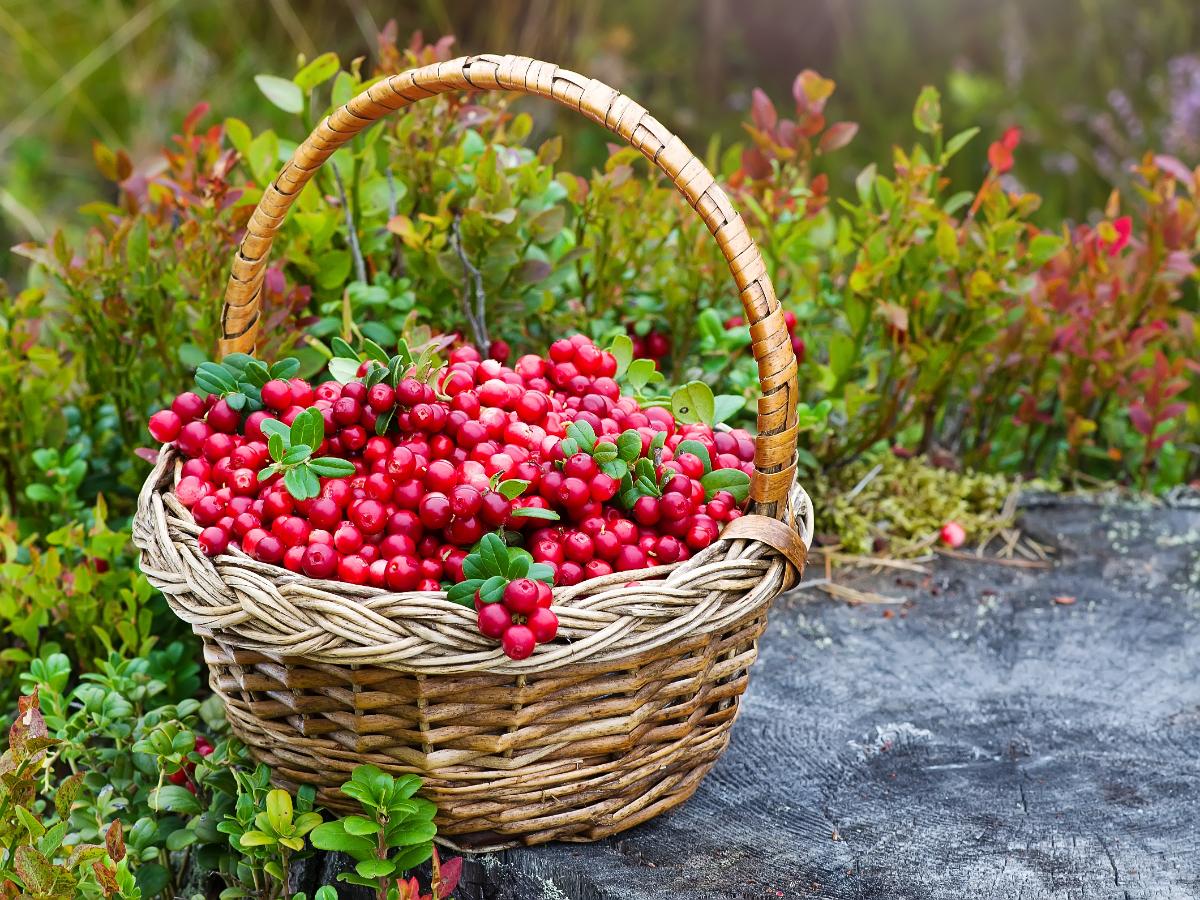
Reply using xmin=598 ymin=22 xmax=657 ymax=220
xmin=309 ymin=499 xmax=1200 ymax=898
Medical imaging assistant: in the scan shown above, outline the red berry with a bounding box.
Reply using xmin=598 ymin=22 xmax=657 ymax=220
xmin=450 ymin=485 xmax=483 ymax=517
xmin=480 ymin=491 xmax=512 ymax=527
xmin=425 ymin=459 xmax=457 ymax=493
xmin=198 ymin=526 xmax=229 ymax=556
xmin=308 ymin=497 xmax=341 ymax=530
xmin=503 ymin=579 xmax=541 ymax=615
xmin=148 ymin=409 xmax=182 ymax=443
xmin=563 ymin=531 xmax=594 ymax=563
xmin=176 ymin=421 xmax=212 ymax=457
xmin=615 ymin=545 xmax=648 ymax=571
xmin=444 ymin=515 xmax=483 ymax=545
xmin=337 ymin=555 xmax=370 ymax=585
xmin=501 ymin=625 xmax=536 ymax=660
xmin=253 ymin=535 xmax=284 ymax=564
xmin=301 ymin=543 xmax=337 ymax=578
xmin=384 ymin=555 xmax=421 ymax=591
xmin=171 ymin=392 xmax=206 ymax=423
xmin=527 ymin=607 xmax=558 ymax=642
xmin=333 ymin=523 xmax=364 ymax=554
xmin=418 ymin=493 xmax=452 ymax=529
xmin=367 ymin=383 xmax=395 ymax=412
xmin=660 ymin=492 xmax=692 ymax=521
xmin=260 ymin=380 xmax=292 ymax=412
xmin=478 ymin=602 xmax=511 ymax=638
xmin=631 ymin=496 xmax=661 ymax=526
xmin=176 ymin=476 xmax=211 ymax=507
xmin=349 ymin=499 xmax=386 ymax=534
xmin=940 ymin=521 xmax=966 ymax=548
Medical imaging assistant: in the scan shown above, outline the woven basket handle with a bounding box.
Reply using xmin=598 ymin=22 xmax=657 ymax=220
xmin=221 ymin=54 xmax=799 ymax=517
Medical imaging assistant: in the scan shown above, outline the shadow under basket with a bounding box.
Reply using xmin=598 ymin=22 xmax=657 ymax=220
xmin=134 ymin=53 xmax=815 ymax=850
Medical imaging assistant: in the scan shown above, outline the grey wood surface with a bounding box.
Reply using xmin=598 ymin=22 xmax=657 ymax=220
xmin=306 ymin=499 xmax=1200 ymax=899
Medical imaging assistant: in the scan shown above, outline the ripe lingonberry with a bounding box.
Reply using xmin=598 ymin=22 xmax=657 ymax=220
xmin=418 ymin=493 xmax=452 ymax=529
xmin=501 ymin=625 xmax=536 ymax=660
xmin=527 ymin=607 xmax=558 ymax=642
xmin=148 ymin=409 xmax=182 ymax=443
xmin=478 ymin=602 xmax=511 ymax=639
xmin=171 ymin=392 xmax=206 ymax=422
xmin=198 ymin=526 xmax=229 ymax=556
xmin=503 ymin=579 xmax=541 ymax=615
xmin=260 ymin=380 xmax=292 ymax=412
xmin=302 ymin=543 xmax=337 ymax=578
xmin=385 ymin=555 xmax=421 ymax=591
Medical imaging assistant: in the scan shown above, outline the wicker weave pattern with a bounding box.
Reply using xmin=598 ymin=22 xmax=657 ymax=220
xmin=134 ymin=55 xmax=816 ymax=847
xmin=218 ymin=53 xmax=799 ymax=518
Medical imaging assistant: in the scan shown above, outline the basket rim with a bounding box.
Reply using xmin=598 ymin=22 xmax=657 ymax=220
xmin=133 ymin=446 xmax=813 ymax=675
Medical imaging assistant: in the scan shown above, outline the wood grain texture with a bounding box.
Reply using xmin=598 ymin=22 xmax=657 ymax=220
xmin=329 ymin=499 xmax=1199 ymax=898
xmin=218 ymin=53 xmax=799 ymax=516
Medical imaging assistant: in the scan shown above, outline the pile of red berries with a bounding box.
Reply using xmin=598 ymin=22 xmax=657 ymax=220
xmin=147 ymin=334 xmax=756 ymax=658
xmin=625 ymin=324 xmax=672 ymax=367
xmin=725 ymin=310 xmax=805 ymax=364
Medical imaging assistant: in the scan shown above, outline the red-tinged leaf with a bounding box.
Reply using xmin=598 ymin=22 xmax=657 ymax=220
xmin=93 ymin=861 xmax=119 ymax=897
xmin=818 ymin=121 xmax=859 ymax=154
xmin=1001 ymin=126 xmax=1022 ymax=151
xmin=106 ymin=820 xmax=125 ymax=862
xmin=1053 ymin=595 xmax=1076 ymax=605
xmin=135 ymin=447 xmax=161 ymax=465
xmin=438 ymin=855 xmax=463 ymax=895
xmin=741 ymin=146 xmax=772 ymax=180
xmin=1160 ymin=402 xmax=1188 ymax=422
xmin=792 ymin=69 xmax=835 ymax=114
xmin=182 ymin=102 xmax=211 ymax=138
xmin=775 ymin=118 xmax=798 ymax=150
xmin=750 ymin=88 xmax=777 ymax=131
xmin=1128 ymin=405 xmax=1153 ymax=436
xmin=988 ymin=141 xmax=1014 ymax=174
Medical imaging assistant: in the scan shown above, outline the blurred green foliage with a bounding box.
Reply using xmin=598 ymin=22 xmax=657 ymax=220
xmin=4 ymin=0 xmax=1200 ymax=284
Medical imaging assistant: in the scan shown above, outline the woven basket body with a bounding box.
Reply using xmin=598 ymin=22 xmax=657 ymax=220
xmin=134 ymin=54 xmax=812 ymax=848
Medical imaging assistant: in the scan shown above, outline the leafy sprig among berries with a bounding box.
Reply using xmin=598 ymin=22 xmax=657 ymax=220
xmin=327 ymin=336 xmax=443 ymax=435
xmin=194 ymin=353 xmax=300 ymax=412
xmin=446 ymin=533 xmax=554 ymax=607
xmin=258 ymin=408 xmax=355 ymax=500
xmin=606 ymin=334 xmax=746 ymax=426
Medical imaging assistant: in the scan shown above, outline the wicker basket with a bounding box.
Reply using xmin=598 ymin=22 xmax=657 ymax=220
xmin=133 ymin=54 xmax=812 ymax=850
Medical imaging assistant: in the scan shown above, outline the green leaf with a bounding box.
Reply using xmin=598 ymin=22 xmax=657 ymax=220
xmin=224 ymin=117 xmax=252 ymax=158
xmin=237 ymin=830 xmax=276 ymax=848
xmin=943 ymin=126 xmax=980 ymax=161
xmin=361 ymin=338 xmax=390 ymax=364
xmin=150 ymin=785 xmax=202 ymax=815
xmin=270 ymin=357 xmax=301 ymax=379
xmin=478 ymin=575 xmax=507 ymax=604
xmin=355 ymin=858 xmax=396 ymax=879
xmin=310 ymin=822 xmax=375 ymax=859
xmin=301 ymin=465 xmax=320 ymax=498
xmin=331 ymin=337 xmax=360 ymax=360
xmin=528 ymin=563 xmax=556 ymax=585
xmin=496 ymin=479 xmax=530 ymax=501
xmin=1028 ymin=233 xmax=1065 ymax=268
xmin=266 ymin=789 xmax=293 ymax=834
xmin=675 ymin=440 xmax=713 ymax=473
xmin=255 ymin=74 xmax=304 ymax=113
xmin=328 ymin=357 xmax=361 ymax=384
xmin=294 ymin=51 xmax=340 ymax=91
xmin=608 ymin=334 xmax=634 ymax=378
xmin=477 ymin=533 xmax=509 ymax=578
xmin=341 ymin=815 xmax=379 ymax=836
xmin=447 ymin=579 xmax=483 ymax=606
xmin=388 ymin=842 xmax=434 ymax=872
xmin=616 ymin=430 xmax=642 ymax=463
xmin=268 ymin=433 xmax=286 ymax=462
xmin=225 ymin=391 xmax=247 ymax=411
xmin=284 ymin=467 xmax=309 ymax=500
xmin=260 ymin=418 xmax=290 ymax=439
xmin=712 ymin=394 xmax=745 ymax=425
xmin=511 ymin=507 xmax=561 ymax=521
xmin=592 ymin=441 xmax=619 ymax=464
xmin=566 ymin=420 xmax=597 ymax=452
xmin=126 ymin=217 xmax=149 ymax=269
xmin=625 ymin=358 xmax=662 ymax=392
xmin=24 ymin=484 xmax=54 ymax=503
xmin=671 ymin=382 xmax=716 ymax=426
xmin=913 ymin=85 xmax=941 ymax=134
xmin=281 ymin=446 xmax=311 ymax=466
xmin=700 ymin=468 xmax=752 ymax=503
xmin=309 ymin=457 xmax=356 ymax=477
